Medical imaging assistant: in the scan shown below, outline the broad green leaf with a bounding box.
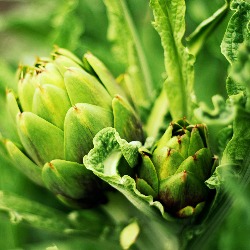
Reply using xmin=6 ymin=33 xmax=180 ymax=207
xmin=104 ymin=0 xmax=153 ymax=109
xmin=83 ymin=127 xmax=176 ymax=221
xmin=0 ymin=191 xmax=71 ymax=233
xmin=150 ymin=0 xmax=195 ymax=121
xmin=221 ymin=0 xmax=250 ymax=64
xmin=187 ymin=0 xmax=230 ymax=56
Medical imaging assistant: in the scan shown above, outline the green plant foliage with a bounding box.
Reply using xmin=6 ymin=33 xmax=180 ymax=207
xmin=0 ymin=0 xmax=250 ymax=249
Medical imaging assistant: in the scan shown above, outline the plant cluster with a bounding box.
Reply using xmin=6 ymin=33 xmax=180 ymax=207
xmin=0 ymin=0 xmax=249 ymax=249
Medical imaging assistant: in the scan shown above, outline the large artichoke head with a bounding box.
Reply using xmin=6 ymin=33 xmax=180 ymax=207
xmin=137 ymin=118 xmax=217 ymax=218
xmin=5 ymin=47 xmax=143 ymax=208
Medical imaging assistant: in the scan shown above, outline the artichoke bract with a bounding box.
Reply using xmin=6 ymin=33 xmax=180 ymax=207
xmin=5 ymin=47 xmax=144 ymax=208
xmin=136 ymin=118 xmax=216 ymax=218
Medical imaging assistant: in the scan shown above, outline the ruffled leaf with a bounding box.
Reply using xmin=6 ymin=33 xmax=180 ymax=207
xmin=83 ymin=127 xmax=175 ymax=221
xmin=221 ymin=1 xmax=250 ymax=64
xmin=150 ymin=0 xmax=195 ymax=121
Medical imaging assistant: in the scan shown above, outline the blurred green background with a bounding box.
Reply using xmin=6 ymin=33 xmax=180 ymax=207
xmin=0 ymin=0 xmax=249 ymax=249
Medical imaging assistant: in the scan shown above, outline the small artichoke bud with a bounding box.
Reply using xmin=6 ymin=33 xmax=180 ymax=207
xmin=4 ymin=47 xmax=144 ymax=208
xmin=137 ymin=118 xmax=217 ymax=218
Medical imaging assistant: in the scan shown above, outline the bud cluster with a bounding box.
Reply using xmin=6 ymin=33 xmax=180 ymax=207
xmin=5 ymin=47 xmax=143 ymax=208
xmin=137 ymin=119 xmax=217 ymax=217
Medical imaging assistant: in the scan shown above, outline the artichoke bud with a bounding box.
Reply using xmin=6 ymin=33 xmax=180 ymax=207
xmin=137 ymin=118 xmax=216 ymax=217
xmin=4 ymin=47 xmax=143 ymax=209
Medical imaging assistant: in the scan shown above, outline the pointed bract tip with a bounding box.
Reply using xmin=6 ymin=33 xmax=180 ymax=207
xmin=177 ymin=137 xmax=181 ymax=144
xmin=167 ymin=148 xmax=171 ymax=157
xmin=192 ymin=153 xmax=198 ymax=161
xmin=65 ymin=66 xmax=73 ymax=71
xmin=84 ymin=51 xmax=93 ymax=57
xmin=114 ymin=94 xmax=122 ymax=100
xmin=181 ymin=170 xmax=187 ymax=182
xmin=53 ymin=44 xmax=59 ymax=51
xmin=72 ymin=105 xmax=80 ymax=113
xmin=5 ymin=88 xmax=11 ymax=95
xmin=36 ymin=84 xmax=44 ymax=92
xmin=48 ymin=162 xmax=55 ymax=170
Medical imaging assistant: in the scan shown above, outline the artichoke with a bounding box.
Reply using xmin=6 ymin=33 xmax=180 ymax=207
xmin=5 ymin=47 xmax=143 ymax=208
xmin=136 ymin=118 xmax=217 ymax=218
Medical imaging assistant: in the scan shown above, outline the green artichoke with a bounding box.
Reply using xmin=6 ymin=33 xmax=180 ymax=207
xmin=5 ymin=47 xmax=143 ymax=208
xmin=136 ymin=118 xmax=217 ymax=218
